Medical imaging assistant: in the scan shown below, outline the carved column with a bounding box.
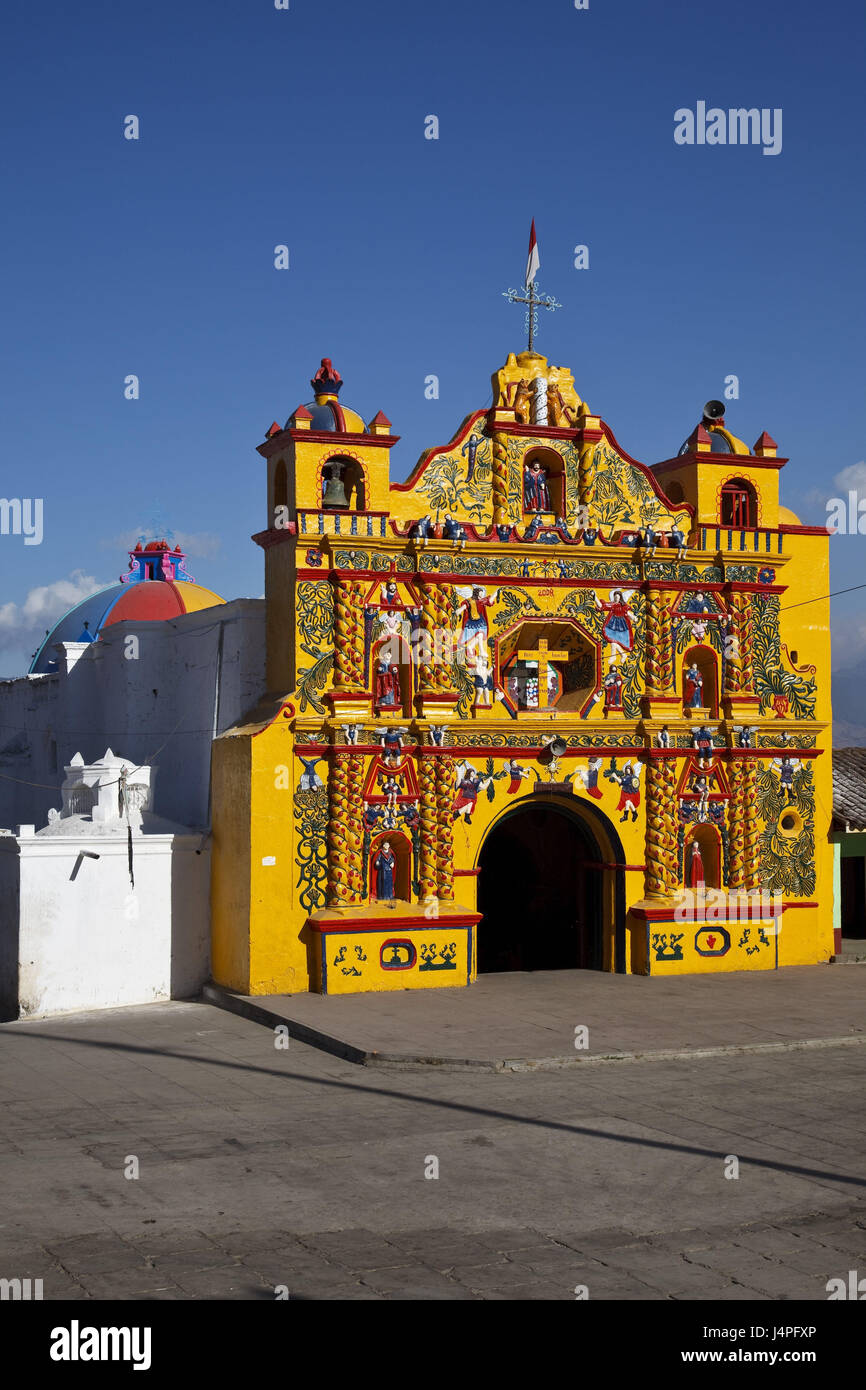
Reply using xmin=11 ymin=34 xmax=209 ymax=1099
xmin=491 ymin=431 xmax=509 ymax=525
xmin=743 ymin=760 xmax=762 ymax=891
xmin=723 ymin=589 xmax=759 ymax=720
xmin=327 ymin=751 xmax=365 ymax=906
xmin=645 ymin=590 xmax=674 ymax=695
xmin=727 ymin=758 xmax=747 ymax=890
xmin=418 ymin=752 xmax=438 ymax=903
xmin=434 ymin=754 xmax=456 ymax=901
xmin=417 ymin=582 xmax=455 ymax=694
xmin=644 ymin=756 xmax=678 ymax=900
xmin=577 ymin=438 xmax=597 ymax=514
xmin=333 ymin=578 xmax=367 ymax=691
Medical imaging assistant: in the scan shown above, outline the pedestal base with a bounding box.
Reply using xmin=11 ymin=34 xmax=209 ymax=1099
xmin=641 ymin=695 xmax=681 ymax=720
xmin=722 ymin=695 xmax=763 ymax=721
xmin=326 ymin=691 xmax=373 ymax=722
xmin=415 ymin=691 xmax=461 ymax=720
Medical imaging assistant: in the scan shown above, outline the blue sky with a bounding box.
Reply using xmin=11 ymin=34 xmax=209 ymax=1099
xmin=1 ymin=0 xmax=864 ymax=698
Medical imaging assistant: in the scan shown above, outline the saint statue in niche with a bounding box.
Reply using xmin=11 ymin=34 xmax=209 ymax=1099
xmin=687 ymin=840 xmax=706 ymax=888
xmin=373 ymin=841 xmax=396 ymax=900
xmin=523 ymin=459 xmax=551 ymax=512
xmin=374 ymin=659 xmax=401 ymax=710
xmin=684 ymin=662 xmax=704 ymax=709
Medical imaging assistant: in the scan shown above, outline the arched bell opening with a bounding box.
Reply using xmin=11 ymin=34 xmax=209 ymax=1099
xmin=322 ymin=456 xmax=366 ymax=511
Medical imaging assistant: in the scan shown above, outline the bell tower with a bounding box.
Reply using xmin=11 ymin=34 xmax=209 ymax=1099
xmin=651 ymin=399 xmax=785 ymax=537
xmin=253 ymin=358 xmax=400 ymax=692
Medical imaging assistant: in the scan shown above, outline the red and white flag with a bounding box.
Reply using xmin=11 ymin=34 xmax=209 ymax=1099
xmin=525 ymin=219 xmax=540 ymax=287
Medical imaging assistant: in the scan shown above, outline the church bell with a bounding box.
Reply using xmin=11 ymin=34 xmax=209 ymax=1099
xmin=322 ymin=461 xmax=349 ymax=508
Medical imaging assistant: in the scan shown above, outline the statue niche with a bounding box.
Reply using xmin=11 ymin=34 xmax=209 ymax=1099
xmin=522 ymin=448 xmax=565 ymax=517
xmin=682 ymin=644 xmax=718 ymax=717
xmin=369 ymin=831 xmax=412 ymax=902
xmin=684 ymin=824 xmax=722 ymax=891
xmin=372 ymin=634 xmax=413 ymax=717
xmin=499 ymin=619 xmax=596 ymax=716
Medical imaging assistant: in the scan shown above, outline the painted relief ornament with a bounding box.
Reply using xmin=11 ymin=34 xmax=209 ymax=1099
xmin=692 ymin=725 xmax=716 ymax=767
xmin=472 ymin=647 xmax=496 ymax=709
xmin=451 ymin=760 xmax=493 ymax=824
xmin=595 ymin=590 xmax=635 ymax=657
xmin=575 ymin=756 xmax=604 ymax=801
xmin=774 ymin=755 xmax=800 ymax=804
xmin=298 ymin=755 xmax=325 ymax=791
xmin=503 ymin=758 xmax=531 ymax=793
xmin=605 ymin=757 xmax=641 ymax=823
xmin=604 ymin=661 xmax=625 ymax=713
xmin=456 ymin=586 xmax=498 ymax=658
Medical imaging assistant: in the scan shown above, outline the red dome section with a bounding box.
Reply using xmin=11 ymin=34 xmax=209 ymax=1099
xmin=101 ymin=581 xmax=190 ymax=627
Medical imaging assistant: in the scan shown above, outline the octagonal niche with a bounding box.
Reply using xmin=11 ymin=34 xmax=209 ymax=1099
xmin=497 ymin=619 xmax=598 ymax=716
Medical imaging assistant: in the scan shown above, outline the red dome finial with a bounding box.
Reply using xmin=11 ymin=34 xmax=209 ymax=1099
xmin=311 ymin=357 xmax=342 ymax=395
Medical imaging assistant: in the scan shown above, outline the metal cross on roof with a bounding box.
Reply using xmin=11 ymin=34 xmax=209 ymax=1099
xmin=502 ymin=278 xmax=562 ymax=352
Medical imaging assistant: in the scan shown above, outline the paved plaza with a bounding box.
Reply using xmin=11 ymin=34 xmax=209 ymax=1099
xmin=1 ymin=970 xmax=864 ymax=1300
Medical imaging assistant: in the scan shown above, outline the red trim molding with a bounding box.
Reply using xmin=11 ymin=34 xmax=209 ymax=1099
xmin=252 ymin=526 xmax=295 ymax=550
xmin=307 ymin=913 xmax=481 ymax=933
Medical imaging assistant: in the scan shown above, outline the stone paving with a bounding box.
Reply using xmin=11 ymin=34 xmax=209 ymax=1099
xmin=0 ymin=999 xmax=864 ymax=1300
xmin=205 ymin=964 xmax=866 ymax=1069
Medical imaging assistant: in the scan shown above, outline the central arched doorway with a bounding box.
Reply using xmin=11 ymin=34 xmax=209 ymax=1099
xmin=477 ymin=800 xmax=614 ymax=973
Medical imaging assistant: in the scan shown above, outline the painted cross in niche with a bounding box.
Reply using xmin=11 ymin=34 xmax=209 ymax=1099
xmin=513 ymin=637 xmax=568 ymax=710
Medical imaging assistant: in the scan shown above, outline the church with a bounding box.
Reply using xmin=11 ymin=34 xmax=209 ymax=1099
xmin=210 ymin=350 xmax=833 ymax=996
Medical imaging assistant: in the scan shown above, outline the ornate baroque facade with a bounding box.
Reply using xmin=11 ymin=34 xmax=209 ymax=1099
xmin=211 ymin=352 xmax=832 ymax=995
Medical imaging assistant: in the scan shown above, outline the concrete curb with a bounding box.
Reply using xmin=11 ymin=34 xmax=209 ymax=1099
xmin=201 ymin=984 xmax=866 ymax=1074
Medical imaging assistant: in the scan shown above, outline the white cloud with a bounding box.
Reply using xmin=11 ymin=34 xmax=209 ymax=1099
xmin=833 ymin=461 xmax=866 ymax=493
xmin=0 ymin=570 xmax=108 ymax=654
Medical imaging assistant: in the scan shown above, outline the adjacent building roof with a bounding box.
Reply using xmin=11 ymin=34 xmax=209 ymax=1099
xmin=832 ymin=748 xmax=866 ymax=831
xmin=29 ymin=542 xmax=225 ymax=675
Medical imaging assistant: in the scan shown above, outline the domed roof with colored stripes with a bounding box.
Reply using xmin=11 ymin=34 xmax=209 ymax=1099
xmin=29 ymin=542 xmax=225 ymax=674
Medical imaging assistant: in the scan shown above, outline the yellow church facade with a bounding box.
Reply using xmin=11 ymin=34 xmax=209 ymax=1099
xmin=210 ymin=353 xmax=832 ymax=996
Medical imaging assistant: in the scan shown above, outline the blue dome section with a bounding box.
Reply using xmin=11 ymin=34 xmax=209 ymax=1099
xmin=302 ymin=400 xmax=339 ymax=431
xmin=29 ymin=585 xmax=126 ymax=674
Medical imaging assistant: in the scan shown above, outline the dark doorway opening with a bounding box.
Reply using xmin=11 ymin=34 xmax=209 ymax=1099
xmin=477 ymin=802 xmax=604 ymax=972
xmin=841 ymin=856 xmax=866 ymax=938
